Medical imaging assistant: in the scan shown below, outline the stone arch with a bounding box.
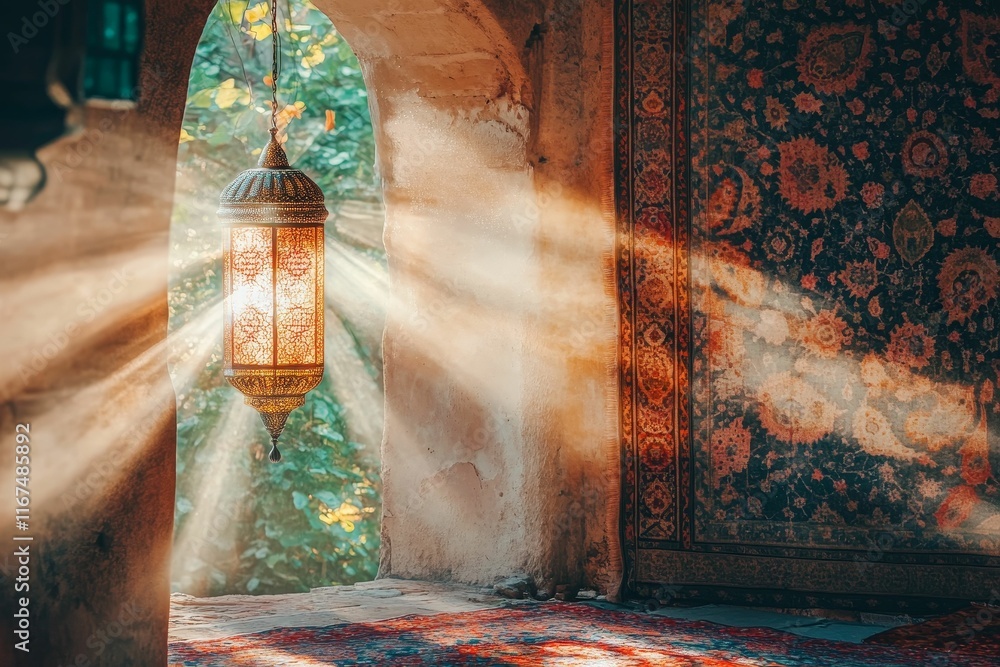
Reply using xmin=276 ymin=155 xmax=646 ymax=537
xmin=0 ymin=0 xmax=619 ymax=663
xmin=0 ymin=1 xmax=538 ymax=664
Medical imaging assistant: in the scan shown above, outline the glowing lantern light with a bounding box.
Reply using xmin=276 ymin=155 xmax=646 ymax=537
xmin=219 ymin=130 xmax=326 ymax=462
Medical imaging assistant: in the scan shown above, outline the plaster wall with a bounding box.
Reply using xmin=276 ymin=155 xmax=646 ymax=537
xmin=314 ymin=0 xmax=619 ymax=592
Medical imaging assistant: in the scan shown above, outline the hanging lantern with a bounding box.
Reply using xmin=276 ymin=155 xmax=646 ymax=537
xmin=219 ymin=4 xmax=326 ymax=463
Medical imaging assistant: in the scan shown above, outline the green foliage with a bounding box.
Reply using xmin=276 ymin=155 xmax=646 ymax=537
xmin=179 ymin=0 xmax=379 ymax=205
xmin=169 ymin=0 xmax=382 ymax=596
xmin=172 ymin=375 xmax=381 ymax=595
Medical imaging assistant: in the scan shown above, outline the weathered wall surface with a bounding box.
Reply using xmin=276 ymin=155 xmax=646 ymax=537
xmin=316 ymin=0 xmax=618 ymax=592
xmin=0 ymin=0 xmax=617 ymax=663
xmin=0 ymin=0 xmax=210 ymax=663
xmin=523 ymin=0 xmax=618 ymax=593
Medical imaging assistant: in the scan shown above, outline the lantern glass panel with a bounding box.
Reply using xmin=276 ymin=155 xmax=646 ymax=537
xmin=229 ymin=226 xmax=275 ymax=366
xmin=276 ymin=226 xmax=323 ymax=366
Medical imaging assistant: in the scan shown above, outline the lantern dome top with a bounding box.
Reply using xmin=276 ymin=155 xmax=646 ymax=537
xmin=218 ymin=129 xmax=328 ymax=223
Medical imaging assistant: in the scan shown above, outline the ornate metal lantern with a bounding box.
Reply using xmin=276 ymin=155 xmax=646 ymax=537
xmin=219 ymin=5 xmax=326 ymax=462
xmin=219 ymin=130 xmax=326 ymax=462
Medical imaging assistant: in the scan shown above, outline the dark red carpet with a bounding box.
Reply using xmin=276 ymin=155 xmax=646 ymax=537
xmin=168 ymin=603 xmax=1000 ymax=665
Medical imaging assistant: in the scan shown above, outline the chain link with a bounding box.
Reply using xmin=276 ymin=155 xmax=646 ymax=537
xmin=270 ymin=1 xmax=280 ymax=132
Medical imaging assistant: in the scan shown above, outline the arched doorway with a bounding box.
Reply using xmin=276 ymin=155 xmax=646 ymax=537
xmin=168 ymin=0 xmax=386 ymax=596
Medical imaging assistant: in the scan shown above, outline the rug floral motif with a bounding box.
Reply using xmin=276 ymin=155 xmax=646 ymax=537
xmin=865 ymin=603 xmax=1000 ymax=657
xmin=617 ymin=0 xmax=1000 ymax=604
xmin=168 ymin=603 xmax=998 ymax=666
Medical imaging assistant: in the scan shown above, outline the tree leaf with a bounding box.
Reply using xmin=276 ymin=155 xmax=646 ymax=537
xmin=301 ymin=43 xmax=326 ymax=69
xmin=292 ymin=491 xmax=310 ymax=510
xmin=247 ymin=22 xmax=273 ymax=41
xmin=244 ymin=2 xmax=269 ymax=23
xmin=220 ymin=0 xmax=245 ymax=25
xmin=314 ymin=490 xmax=340 ymax=506
xmin=188 ymin=88 xmax=216 ymax=108
xmin=214 ymin=78 xmax=249 ymax=110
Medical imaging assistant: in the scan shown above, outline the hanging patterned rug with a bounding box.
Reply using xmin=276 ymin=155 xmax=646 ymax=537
xmin=168 ymin=603 xmax=997 ymax=666
xmin=615 ymin=0 xmax=1000 ymax=611
xmin=865 ymin=604 xmax=1000 ymax=658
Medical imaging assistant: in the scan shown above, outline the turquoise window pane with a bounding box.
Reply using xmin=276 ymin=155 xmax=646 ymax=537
xmin=102 ymin=2 xmax=121 ymax=50
xmin=83 ymin=57 xmax=97 ymax=94
xmin=124 ymin=5 xmax=139 ymax=53
xmin=85 ymin=0 xmax=142 ymax=100
xmin=98 ymin=57 xmax=118 ymax=97
xmin=119 ymin=61 xmax=133 ymax=99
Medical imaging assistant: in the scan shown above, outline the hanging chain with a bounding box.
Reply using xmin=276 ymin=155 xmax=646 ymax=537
xmin=270 ymin=1 xmax=280 ymax=132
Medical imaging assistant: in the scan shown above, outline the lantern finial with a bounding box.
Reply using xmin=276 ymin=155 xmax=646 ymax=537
xmin=255 ymin=404 xmax=290 ymax=462
xmin=256 ymin=406 xmax=291 ymax=442
xmin=258 ymin=128 xmax=290 ymax=169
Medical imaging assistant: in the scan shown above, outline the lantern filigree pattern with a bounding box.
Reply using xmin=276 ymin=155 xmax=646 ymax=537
xmin=220 ymin=129 xmax=327 ymax=462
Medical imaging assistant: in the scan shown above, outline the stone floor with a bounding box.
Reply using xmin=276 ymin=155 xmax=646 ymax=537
xmin=169 ymin=578 xmax=507 ymax=642
xmin=169 ymin=578 xmax=903 ymax=645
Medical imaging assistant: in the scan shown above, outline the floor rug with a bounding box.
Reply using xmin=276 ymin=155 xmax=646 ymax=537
xmin=168 ymin=603 xmax=1000 ymax=666
xmin=865 ymin=603 xmax=1000 ymax=658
